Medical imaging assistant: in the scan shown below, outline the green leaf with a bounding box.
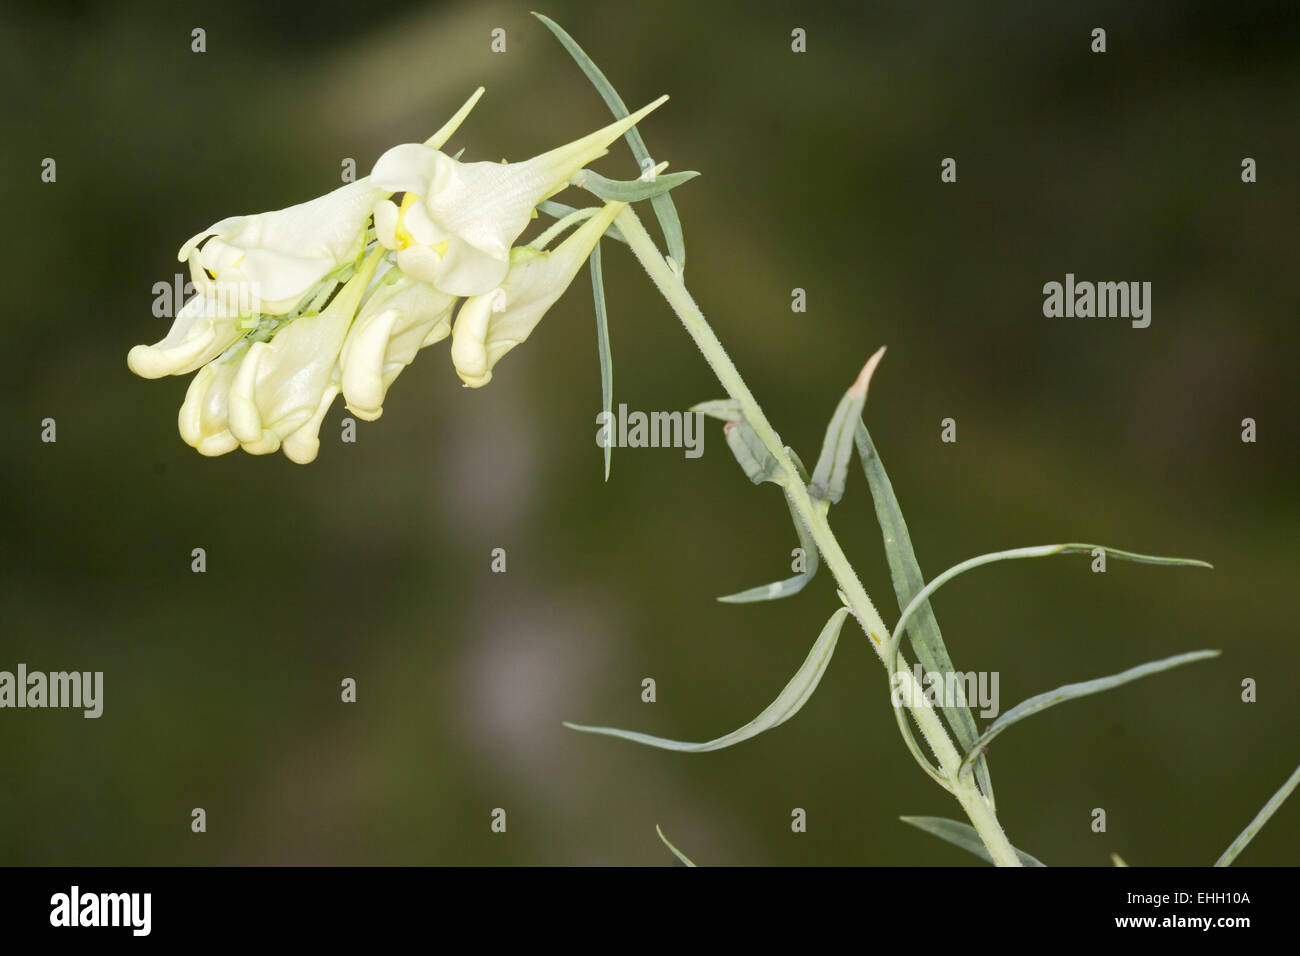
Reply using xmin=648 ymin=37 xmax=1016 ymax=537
xmin=887 ymin=543 xmax=1213 ymax=680
xmin=785 ymin=446 xmax=811 ymax=485
xmin=810 ymin=348 xmax=884 ymax=504
xmin=533 ymin=13 xmax=687 ymax=269
xmin=900 ymin=816 xmax=1046 ymax=866
xmin=883 ymin=541 xmax=1209 ymax=796
xmin=724 ymin=420 xmax=782 ymax=485
xmin=718 ymin=489 xmax=819 ymax=603
xmin=957 ymin=650 xmax=1220 ymax=780
xmin=1215 ymin=761 xmax=1300 ymax=866
xmin=656 ymin=825 xmax=697 ymax=866
xmin=887 ymin=686 xmax=953 ymax=792
xmin=1111 ymin=852 xmax=1129 ymax=867
xmin=855 ymin=421 xmax=993 ymax=804
xmin=590 ymin=241 xmax=613 ymax=481
xmin=577 ymin=168 xmax=699 ymax=203
xmin=690 ymin=398 xmax=743 ymax=422
xmin=538 ymin=200 xmax=629 ymax=245
xmin=564 ymin=607 xmax=850 ymax=752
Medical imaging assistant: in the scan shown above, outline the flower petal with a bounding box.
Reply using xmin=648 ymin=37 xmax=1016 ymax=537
xmin=450 ymin=202 xmax=623 ymax=387
xmin=370 ymin=97 xmax=666 ymax=299
xmin=181 ymin=179 xmax=383 ymax=315
xmin=281 ymin=383 xmax=341 ymax=465
xmin=448 ymin=292 xmax=498 ymax=388
xmin=371 ymin=144 xmax=442 ymax=196
xmin=228 ymin=247 xmax=385 ymax=457
xmin=427 ymin=97 xmax=666 ymax=269
xmin=178 ymin=356 xmax=242 ymax=457
xmin=429 ymin=237 xmax=511 ymax=297
xmin=340 ymin=273 xmax=457 ymax=420
xmin=127 ymin=293 xmax=246 ymax=379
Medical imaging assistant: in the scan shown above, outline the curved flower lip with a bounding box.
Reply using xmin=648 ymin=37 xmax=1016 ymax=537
xmin=225 ymin=246 xmax=385 ymax=463
xmin=450 ymin=201 xmax=625 ymax=388
xmin=177 ymin=178 xmax=384 ymax=316
xmin=127 ymin=292 xmax=248 ymax=379
xmin=370 ymin=94 xmax=667 ymax=298
xmin=177 ymin=345 xmax=245 ymax=457
xmin=339 ymin=267 xmax=457 ymax=421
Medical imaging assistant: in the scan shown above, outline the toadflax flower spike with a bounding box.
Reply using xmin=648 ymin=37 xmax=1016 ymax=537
xmin=450 ymin=201 xmax=625 ymax=388
xmin=370 ymin=95 xmax=667 ymax=298
xmin=132 ymin=81 xmax=671 ymax=460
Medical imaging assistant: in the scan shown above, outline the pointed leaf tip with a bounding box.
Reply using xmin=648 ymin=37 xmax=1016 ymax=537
xmin=849 ymin=346 xmax=887 ymax=398
xmin=564 ymin=607 xmax=850 ymax=753
xmin=957 ymin=649 xmax=1221 ymax=781
xmin=717 ymin=489 xmax=820 ymax=603
xmin=656 ymin=825 xmax=697 ymax=866
xmin=691 ymin=398 xmax=744 ymax=421
xmin=533 ymin=12 xmax=687 ymax=267
xmin=578 ymin=168 xmax=698 ymax=203
xmin=811 ymin=354 xmax=884 ymax=503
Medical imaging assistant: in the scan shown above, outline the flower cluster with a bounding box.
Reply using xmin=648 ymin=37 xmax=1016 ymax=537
xmin=128 ymin=89 xmax=665 ymax=463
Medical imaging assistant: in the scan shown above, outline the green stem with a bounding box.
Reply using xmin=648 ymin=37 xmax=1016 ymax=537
xmin=615 ymin=206 xmax=1021 ymax=867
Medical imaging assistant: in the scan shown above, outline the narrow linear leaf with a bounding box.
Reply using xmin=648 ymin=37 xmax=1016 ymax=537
xmin=689 ymin=405 xmax=807 ymax=478
xmin=690 ymin=398 xmax=743 ymax=421
xmin=718 ymin=489 xmax=819 ymax=603
xmin=590 ymin=241 xmax=613 ymax=481
xmin=900 ymin=816 xmax=1046 ymax=866
xmin=656 ymin=825 xmax=697 ymax=867
xmin=958 ymin=650 xmax=1220 ymax=780
xmin=538 ymin=200 xmax=629 ymax=245
xmin=887 ymin=543 xmax=1213 ymax=677
xmin=564 ymin=607 xmax=850 ymax=752
xmin=578 ymin=168 xmax=699 ymax=203
xmin=856 ymin=421 xmax=992 ymax=805
xmin=533 ymin=12 xmax=687 ymax=268
xmin=1215 ymin=760 xmax=1300 ymax=866
xmin=785 ymin=446 xmax=810 ymax=485
xmin=1111 ymin=852 xmax=1129 ymax=867
xmin=724 ymin=420 xmax=782 ymax=485
xmin=810 ymin=348 xmax=884 ymax=504
xmin=888 ymin=684 xmax=954 ymax=791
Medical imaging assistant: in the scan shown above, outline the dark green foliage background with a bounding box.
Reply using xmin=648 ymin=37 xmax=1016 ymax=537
xmin=1 ymin=0 xmax=1295 ymax=865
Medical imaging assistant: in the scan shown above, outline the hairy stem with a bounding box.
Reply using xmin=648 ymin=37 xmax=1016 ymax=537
xmin=615 ymin=205 xmax=1020 ymax=867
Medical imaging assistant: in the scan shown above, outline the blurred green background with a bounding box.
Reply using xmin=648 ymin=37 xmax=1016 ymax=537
xmin=1 ymin=0 xmax=1296 ymax=865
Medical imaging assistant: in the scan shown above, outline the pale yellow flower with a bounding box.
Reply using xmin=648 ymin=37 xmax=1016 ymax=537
xmin=338 ymin=264 xmax=457 ymax=421
xmin=224 ymin=248 xmax=384 ymax=463
xmin=450 ymin=202 xmax=624 ymax=388
xmin=370 ymin=96 xmax=664 ymax=297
